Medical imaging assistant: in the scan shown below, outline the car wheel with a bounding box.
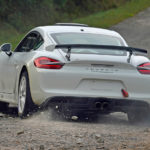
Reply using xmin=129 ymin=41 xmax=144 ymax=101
xmin=18 ymin=71 xmax=36 ymax=118
xmin=0 ymin=102 xmax=8 ymax=113
xmin=50 ymin=108 xmax=63 ymax=120
xmin=127 ymin=109 xmax=149 ymax=124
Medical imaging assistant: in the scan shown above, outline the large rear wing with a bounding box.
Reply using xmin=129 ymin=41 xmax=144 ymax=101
xmin=55 ymin=44 xmax=147 ymax=62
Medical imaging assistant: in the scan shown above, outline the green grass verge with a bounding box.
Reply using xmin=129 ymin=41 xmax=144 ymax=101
xmin=74 ymin=0 xmax=150 ymax=28
xmin=1 ymin=0 xmax=150 ymax=49
xmin=0 ymin=22 xmax=25 ymax=49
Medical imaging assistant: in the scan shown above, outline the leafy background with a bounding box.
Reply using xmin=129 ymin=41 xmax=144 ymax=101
xmin=0 ymin=0 xmax=129 ymax=32
xmin=1 ymin=0 xmax=150 ymax=48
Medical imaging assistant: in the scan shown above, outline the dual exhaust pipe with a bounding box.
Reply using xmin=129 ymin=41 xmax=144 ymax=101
xmin=95 ymin=102 xmax=109 ymax=111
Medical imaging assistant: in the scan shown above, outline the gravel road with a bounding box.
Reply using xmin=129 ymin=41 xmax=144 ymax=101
xmin=111 ymin=7 xmax=150 ymax=57
xmin=1 ymin=112 xmax=150 ymax=150
xmin=1 ymin=8 xmax=150 ymax=150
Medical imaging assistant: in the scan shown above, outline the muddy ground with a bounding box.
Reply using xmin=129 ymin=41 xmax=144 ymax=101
xmin=1 ymin=7 xmax=150 ymax=150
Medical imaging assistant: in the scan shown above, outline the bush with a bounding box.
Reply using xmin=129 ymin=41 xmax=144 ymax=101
xmin=0 ymin=0 xmax=130 ymax=33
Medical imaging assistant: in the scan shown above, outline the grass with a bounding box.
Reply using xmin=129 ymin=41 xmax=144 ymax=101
xmin=1 ymin=0 xmax=150 ymax=49
xmin=0 ymin=22 xmax=25 ymax=50
xmin=74 ymin=0 xmax=150 ymax=28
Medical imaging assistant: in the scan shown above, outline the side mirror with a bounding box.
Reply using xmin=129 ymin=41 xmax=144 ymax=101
xmin=0 ymin=43 xmax=12 ymax=56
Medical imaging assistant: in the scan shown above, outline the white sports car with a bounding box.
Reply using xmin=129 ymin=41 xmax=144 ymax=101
xmin=0 ymin=23 xmax=150 ymax=122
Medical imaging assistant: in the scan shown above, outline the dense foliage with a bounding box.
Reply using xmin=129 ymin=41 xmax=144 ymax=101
xmin=0 ymin=0 xmax=130 ymax=32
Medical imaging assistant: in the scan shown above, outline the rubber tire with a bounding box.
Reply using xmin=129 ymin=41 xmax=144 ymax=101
xmin=0 ymin=102 xmax=8 ymax=113
xmin=127 ymin=109 xmax=149 ymax=124
xmin=18 ymin=71 xmax=37 ymax=118
xmin=50 ymin=108 xmax=64 ymax=121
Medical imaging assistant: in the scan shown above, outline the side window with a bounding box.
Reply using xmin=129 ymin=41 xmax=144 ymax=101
xmin=33 ymin=35 xmax=44 ymax=50
xmin=15 ymin=32 xmax=44 ymax=52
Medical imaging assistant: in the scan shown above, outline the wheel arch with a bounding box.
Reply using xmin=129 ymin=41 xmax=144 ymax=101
xmin=15 ymin=65 xmax=29 ymax=101
xmin=17 ymin=65 xmax=38 ymax=117
xmin=19 ymin=66 xmax=28 ymax=78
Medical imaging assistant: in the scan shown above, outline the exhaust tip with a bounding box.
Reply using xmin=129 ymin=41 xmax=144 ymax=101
xmin=95 ymin=102 xmax=101 ymax=108
xmin=102 ymin=102 xmax=109 ymax=109
xmin=95 ymin=102 xmax=109 ymax=111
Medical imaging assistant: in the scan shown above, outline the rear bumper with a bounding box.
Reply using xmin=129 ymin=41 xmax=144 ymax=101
xmin=41 ymin=96 xmax=149 ymax=115
xmin=30 ymin=66 xmax=150 ymax=106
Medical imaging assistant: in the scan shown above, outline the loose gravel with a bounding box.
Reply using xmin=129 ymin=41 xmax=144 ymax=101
xmin=1 ymin=7 xmax=150 ymax=150
xmin=1 ymin=112 xmax=150 ymax=150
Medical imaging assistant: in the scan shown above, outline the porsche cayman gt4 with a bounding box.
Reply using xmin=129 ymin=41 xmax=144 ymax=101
xmin=0 ymin=23 xmax=150 ymax=122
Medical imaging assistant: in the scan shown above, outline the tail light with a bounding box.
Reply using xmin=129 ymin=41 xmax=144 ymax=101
xmin=137 ymin=62 xmax=150 ymax=74
xmin=34 ymin=57 xmax=64 ymax=69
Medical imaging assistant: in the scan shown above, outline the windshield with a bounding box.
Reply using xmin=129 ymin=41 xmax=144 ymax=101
xmin=51 ymin=32 xmax=126 ymax=56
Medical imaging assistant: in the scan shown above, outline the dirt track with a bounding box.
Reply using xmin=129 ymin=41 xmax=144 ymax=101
xmin=1 ymin=8 xmax=150 ymax=150
xmin=1 ymin=112 xmax=150 ymax=150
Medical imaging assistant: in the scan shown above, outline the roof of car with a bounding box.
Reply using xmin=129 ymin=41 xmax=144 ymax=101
xmin=33 ymin=25 xmax=121 ymax=38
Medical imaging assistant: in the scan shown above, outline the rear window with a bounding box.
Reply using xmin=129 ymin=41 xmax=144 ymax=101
xmin=51 ymin=32 xmax=126 ymax=56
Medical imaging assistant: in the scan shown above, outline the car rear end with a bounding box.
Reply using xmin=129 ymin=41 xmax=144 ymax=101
xmin=30 ymin=26 xmax=150 ymax=119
